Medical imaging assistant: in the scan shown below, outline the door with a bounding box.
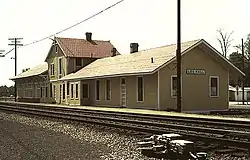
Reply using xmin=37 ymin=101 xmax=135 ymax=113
xmin=120 ymin=78 xmax=126 ymax=107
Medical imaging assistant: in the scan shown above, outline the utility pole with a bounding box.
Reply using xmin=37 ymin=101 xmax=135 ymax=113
xmin=8 ymin=38 xmax=23 ymax=102
xmin=176 ymin=0 xmax=182 ymax=112
xmin=242 ymin=38 xmax=245 ymax=105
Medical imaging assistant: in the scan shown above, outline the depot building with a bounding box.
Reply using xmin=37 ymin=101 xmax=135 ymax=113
xmin=58 ymin=39 xmax=244 ymax=112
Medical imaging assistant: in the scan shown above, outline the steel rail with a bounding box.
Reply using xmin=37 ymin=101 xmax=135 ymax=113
xmin=2 ymin=104 xmax=248 ymax=137
xmin=2 ymin=102 xmax=250 ymax=129
xmin=0 ymin=104 xmax=250 ymax=150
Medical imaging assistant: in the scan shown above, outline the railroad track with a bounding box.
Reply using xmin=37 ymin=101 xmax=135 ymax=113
xmin=0 ymin=102 xmax=250 ymax=150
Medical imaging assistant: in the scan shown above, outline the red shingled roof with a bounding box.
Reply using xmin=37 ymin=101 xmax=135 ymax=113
xmin=56 ymin=37 xmax=119 ymax=58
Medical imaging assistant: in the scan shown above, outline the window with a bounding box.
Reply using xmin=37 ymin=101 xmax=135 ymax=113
xmin=75 ymin=83 xmax=79 ymax=99
xmin=67 ymin=82 xmax=70 ymax=96
xmin=210 ymin=76 xmax=219 ymax=97
xmin=76 ymin=58 xmax=82 ymax=66
xmin=71 ymin=83 xmax=74 ymax=99
xmin=171 ymin=76 xmax=177 ymax=97
xmin=53 ymin=85 xmax=56 ymax=98
xmin=50 ymin=83 xmax=52 ymax=97
xmin=50 ymin=64 xmax=54 ymax=76
xmin=106 ymin=80 xmax=111 ymax=100
xmin=83 ymin=84 xmax=89 ymax=98
xmin=137 ymin=77 xmax=144 ymax=102
xmin=58 ymin=58 xmax=62 ymax=75
xmin=95 ymin=80 xmax=100 ymax=101
xmin=62 ymin=84 xmax=65 ymax=99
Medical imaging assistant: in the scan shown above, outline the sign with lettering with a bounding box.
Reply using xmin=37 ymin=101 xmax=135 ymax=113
xmin=186 ymin=69 xmax=206 ymax=75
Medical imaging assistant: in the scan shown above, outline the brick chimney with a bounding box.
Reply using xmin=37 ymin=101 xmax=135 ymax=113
xmin=130 ymin=43 xmax=139 ymax=53
xmin=85 ymin=32 xmax=92 ymax=41
xmin=111 ymin=48 xmax=117 ymax=57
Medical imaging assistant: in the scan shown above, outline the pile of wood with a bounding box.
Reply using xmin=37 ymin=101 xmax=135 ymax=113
xmin=137 ymin=133 xmax=208 ymax=160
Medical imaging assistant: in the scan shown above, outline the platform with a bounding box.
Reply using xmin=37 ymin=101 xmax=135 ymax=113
xmin=0 ymin=101 xmax=250 ymax=122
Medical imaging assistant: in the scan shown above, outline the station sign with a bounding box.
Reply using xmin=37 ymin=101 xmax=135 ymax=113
xmin=186 ymin=69 xmax=206 ymax=75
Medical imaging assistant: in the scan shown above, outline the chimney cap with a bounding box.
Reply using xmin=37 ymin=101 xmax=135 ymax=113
xmin=111 ymin=48 xmax=117 ymax=57
xmin=85 ymin=32 xmax=92 ymax=41
xmin=130 ymin=43 xmax=139 ymax=53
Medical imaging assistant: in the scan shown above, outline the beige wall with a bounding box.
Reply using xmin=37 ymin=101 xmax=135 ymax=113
xmin=46 ymin=45 xmax=66 ymax=81
xmin=15 ymin=74 xmax=54 ymax=103
xmin=159 ymin=46 xmax=229 ymax=111
xmin=126 ymin=74 xmax=158 ymax=109
xmin=78 ymin=74 xmax=158 ymax=109
xmin=86 ymin=78 xmax=121 ymax=107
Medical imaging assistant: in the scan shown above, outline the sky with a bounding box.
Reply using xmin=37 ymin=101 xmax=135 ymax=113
xmin=0 ymin=0 xmax=249 ymax=86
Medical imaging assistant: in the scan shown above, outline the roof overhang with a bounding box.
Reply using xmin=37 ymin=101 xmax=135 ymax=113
xmin=58 ymin=71 xmax=154 ymax=82
xmin=10 ymin=71 xmax=48 ymax=81
xmin=199 ymin=40 xmax=245 ymax=76
xmin=58 ymin=39 xmax=245 ymax=82
xmin=153 ymin=39 xmax=245 ymax=77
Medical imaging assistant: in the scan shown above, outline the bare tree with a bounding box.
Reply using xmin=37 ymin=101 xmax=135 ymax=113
xmin=217 ymin=28 xmax=234 ymax=58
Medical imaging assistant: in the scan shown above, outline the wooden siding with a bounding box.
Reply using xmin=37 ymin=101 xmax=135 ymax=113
xmin=159 ymin=46 xmax=229 ymax=111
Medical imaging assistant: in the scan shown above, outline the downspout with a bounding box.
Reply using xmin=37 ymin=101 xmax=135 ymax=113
xmin=157 ymin=71 xmax=160 ymax=110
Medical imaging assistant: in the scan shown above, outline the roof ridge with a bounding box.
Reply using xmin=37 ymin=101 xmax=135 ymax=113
xmin=138 ymin=39 xmax=202 ymax=52
xmin=80 ymin=39 xmax=202 ymax=66
xmin=56 ymin=37 xmax=111 ymax=42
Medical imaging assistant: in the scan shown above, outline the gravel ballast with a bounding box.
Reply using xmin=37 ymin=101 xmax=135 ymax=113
xmin=0 ymin=111 xmax=249 ymax=160
xmin=0 ymin=111 xmax=148 ymax=160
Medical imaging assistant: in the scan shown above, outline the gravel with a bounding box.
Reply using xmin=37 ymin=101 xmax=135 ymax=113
xmin=0 ymin=111 xmax=249 ymax=160
xmin=0 ymin=111 xmax=149 ymax=160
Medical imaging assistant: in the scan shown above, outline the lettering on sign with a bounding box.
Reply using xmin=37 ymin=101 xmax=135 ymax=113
xmin=186 ymin=69 xmax=206 ymax=75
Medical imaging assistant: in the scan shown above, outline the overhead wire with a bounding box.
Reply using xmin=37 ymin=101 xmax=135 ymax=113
xmin=3 ymin=48 xmax=14 ymax=56
xmin=22 ymin=0 xmax=125 ymax=47
xmin=1 ymin=0 xmax=125 ymax=57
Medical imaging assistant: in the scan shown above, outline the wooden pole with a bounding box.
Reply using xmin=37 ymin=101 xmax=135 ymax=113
xmin=176 ymin=0 xmax=182 ymax=112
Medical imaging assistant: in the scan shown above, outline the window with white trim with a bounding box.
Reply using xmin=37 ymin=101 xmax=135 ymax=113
xmin=95 ymin=80 xmax=100 ymax=101
xmin=66 ymin=82 xmax=70 ymax=96
xmin=71 ymin=83 xmax=74 ymax=99
xmin=62 ymin=83 xmax=65 ymax=99
xmin=58 ymin=57 xmax=62 ymax=75
xmin=50 ymin=83 xmax=53 ymax=97
xmin=50 ymin=64 xmax=54 ymax=76
xmin=105 ymin=80 xmax=111 ymax=100
xmin=210 ymin=76 xmax=219 ymax=97
xmin=137 ymin=77 xmax=144 ymax=102
xmin=75 ymin=83 xmax=79 ymax=99
xmin=171 ymin=76 xmax=177 ymax=97
xmin=53 ymin=85 xmax=56 ymax=98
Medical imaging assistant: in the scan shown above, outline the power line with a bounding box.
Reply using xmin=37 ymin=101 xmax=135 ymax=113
xmin=3 ymin=48 xmax=14 ymax=56
xmin=23 ymin=0 xmax=125 ymax=47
